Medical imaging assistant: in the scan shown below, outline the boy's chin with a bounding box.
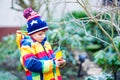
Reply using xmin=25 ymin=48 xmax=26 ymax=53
xmin=36 ymin=39 xmax=44 ymax=43
xmin=38 ymin=41 xmax=42 ymax=43
xmin=35 ymin=39 xmax=42 ymax=43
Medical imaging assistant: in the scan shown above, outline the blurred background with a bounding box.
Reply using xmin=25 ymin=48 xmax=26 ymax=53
xmin=0 ymin=0 xmax=120 ymax=80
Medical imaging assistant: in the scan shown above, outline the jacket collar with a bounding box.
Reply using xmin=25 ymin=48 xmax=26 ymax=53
xmin=31 ymin=36 xmax=47 ymax=45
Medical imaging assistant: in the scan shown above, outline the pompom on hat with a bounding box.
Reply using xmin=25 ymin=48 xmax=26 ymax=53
xmin=23 ymin=8 xmax=48 ymax=35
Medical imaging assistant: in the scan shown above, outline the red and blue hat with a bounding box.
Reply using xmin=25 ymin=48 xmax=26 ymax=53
xmin=23 ymin=8 xmax=48 ymax=35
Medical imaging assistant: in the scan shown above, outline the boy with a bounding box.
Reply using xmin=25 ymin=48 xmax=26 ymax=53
xmin=16 ymin=8 xmax=66 ymax=80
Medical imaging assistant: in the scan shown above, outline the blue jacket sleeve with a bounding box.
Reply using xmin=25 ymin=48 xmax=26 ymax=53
xmin=25 ymin=57 xmax=55 ymax=73
xmin=25 ymin=57 xmax=43 ymax=73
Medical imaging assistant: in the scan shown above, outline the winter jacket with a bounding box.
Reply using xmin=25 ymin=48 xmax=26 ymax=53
xmin=16 ymin=30 xmax=62 ymax=80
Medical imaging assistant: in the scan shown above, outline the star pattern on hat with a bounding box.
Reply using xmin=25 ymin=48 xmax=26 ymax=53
xmin=30 ymin=20 xmax=38 ymax=26
xmin=41 ymin=18 xmax=44 ymax=21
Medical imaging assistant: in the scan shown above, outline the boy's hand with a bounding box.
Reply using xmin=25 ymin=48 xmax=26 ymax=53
xmin=55 ymin=58 xmax=66 ymax=68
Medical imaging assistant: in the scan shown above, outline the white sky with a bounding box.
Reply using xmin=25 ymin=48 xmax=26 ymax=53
xmin=0 ymin=0 xmax=99 ymax=27
xmin=0 ymin=0 xmax=25 ymax=27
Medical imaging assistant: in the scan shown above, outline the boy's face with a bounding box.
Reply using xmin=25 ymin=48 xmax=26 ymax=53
xmin=31 ymin=30 xmax=46 ymax=43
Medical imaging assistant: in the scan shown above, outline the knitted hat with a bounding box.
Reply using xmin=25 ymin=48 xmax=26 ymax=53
xmin=23 ymin=8 xmax=48 ymax=35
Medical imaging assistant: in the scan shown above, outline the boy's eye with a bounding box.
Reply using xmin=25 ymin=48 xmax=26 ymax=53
xmin=39 ymin=34 xmax=42 ymax=36
xmin=38 ymin=32 xmax=45 ymax=36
